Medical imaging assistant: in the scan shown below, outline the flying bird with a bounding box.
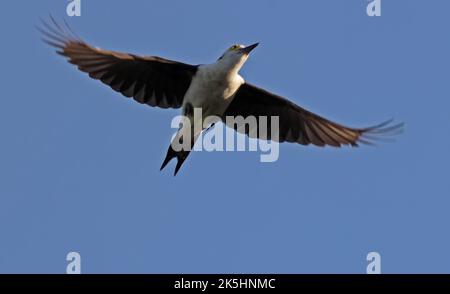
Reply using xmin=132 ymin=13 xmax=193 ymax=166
xmin=39 ymin=18 xmax=403 ymax=175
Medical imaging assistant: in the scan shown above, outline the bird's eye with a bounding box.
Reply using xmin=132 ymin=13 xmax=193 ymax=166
xmin=229 ymin=45 xmax=239 ymax=51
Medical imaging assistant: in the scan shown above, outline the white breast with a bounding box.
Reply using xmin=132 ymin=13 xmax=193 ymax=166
xmin=183 ymin=62 xmax=244 ymax=118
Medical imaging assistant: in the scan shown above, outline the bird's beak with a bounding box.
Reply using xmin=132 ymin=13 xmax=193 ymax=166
xmin=241 ymin=43 xmax=259 ymax=55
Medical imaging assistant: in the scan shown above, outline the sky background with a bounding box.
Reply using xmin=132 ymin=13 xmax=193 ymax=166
xmin=0 ymin=0 xmax=449 ymax=273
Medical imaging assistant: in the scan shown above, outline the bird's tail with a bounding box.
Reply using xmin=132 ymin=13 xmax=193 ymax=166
xmin=160 ymin=144 xmax=192 ymax=176
xmin=160 ymin=129 xmax=199 ymax=176
xmin=160 ymin=122 xmax=215 ymax=175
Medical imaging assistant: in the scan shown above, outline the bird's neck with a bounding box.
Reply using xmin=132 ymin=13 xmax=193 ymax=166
xmin=214 ymin=57 xmax=244 ymax=78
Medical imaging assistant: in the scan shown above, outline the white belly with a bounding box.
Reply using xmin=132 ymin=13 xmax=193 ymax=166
xmin=182 ymin=64 xmax=244 ymax=119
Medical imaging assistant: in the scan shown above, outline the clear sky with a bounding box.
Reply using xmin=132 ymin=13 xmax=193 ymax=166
xmin=0 ymin=0 xmax=449 ymax=273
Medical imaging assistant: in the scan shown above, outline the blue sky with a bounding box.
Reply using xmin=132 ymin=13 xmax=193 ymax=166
xmin=0 ymin=0 xmax=449 ymax=273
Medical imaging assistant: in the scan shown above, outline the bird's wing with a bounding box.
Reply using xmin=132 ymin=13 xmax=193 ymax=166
xmin=38 ymin=18 xmax=197 ymax=109
xmin=223 ymin=83 xmax=403 ymax=147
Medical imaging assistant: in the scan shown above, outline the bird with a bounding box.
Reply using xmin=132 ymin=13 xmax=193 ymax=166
xmin=38 ymin=18 xmax=403 ymax=176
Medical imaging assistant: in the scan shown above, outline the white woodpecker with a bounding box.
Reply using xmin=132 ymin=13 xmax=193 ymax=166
xmin=39 ymin=17 xmax=403 ymax=175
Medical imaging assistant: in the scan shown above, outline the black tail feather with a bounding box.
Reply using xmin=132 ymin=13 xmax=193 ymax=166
xmin=160 ymin=147 xmax=175 ymax=172
xmin=174 ymin=152 xmax=190 ymax=176
xmin=160 ymin=144 xmax=191 ymax=176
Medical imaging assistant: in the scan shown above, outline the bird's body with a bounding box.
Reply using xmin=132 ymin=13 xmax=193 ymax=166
xmin=183 ymin=62 xmax=244 ymax=126
xmin=39 ymin=18 xmax=403 ymax=175
xmin=161 ymin=46 xmax=253 ymax=173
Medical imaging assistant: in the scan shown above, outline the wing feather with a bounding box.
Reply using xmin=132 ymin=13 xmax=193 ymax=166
xmin=224 ymin=83 xmax=404 ymax=147
xmin=39 ymin=17 xmax=197 ymax=109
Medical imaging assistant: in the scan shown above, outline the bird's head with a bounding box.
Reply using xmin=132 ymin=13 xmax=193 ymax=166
xmin=217 ymin=43 xmax=259 ymax=73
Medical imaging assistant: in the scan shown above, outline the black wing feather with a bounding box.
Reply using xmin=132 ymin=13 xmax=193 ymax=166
xmin=224 ymin=83 xmax=403 ymax=147
xmin=39 ymin=18 xmax=197 ymax=109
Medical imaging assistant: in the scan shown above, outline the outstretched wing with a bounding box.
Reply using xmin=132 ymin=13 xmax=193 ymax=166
xmin=224 ymin=83 xmax=403 ymax=147
xmin=38 ymin=18 xmax=197 ymax=109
